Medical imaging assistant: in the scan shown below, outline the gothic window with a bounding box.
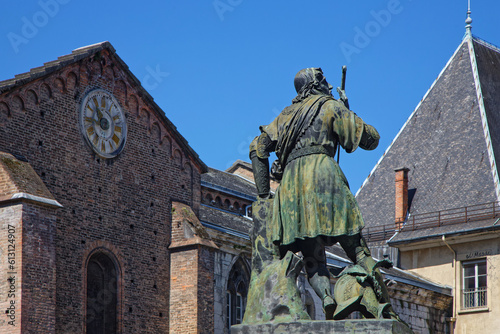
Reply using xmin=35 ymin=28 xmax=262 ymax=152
xmin=86 ymin=252 xmax=118 ymax=334
xmin=226 ymin=259 xmax=249 ymax=330
xmin=224 ymin=199 xmax=231 ymax=210
xmin=462 ymin=259 xmax=487 ymax=309
xmin=204 ymin=193 xmax=213 ymax=205
xmin=233 ymin=202 xmax=240 ymax=213
xmin=215 ymin=196 xmax=222 ymax=208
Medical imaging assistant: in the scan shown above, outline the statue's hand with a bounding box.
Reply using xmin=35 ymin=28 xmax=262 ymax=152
xmin=336 ymin=87 xmax=350 ymax=109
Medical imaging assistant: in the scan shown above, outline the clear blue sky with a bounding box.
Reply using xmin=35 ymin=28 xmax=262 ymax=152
xmin=2 ymin=1 xmax=499 ymax=192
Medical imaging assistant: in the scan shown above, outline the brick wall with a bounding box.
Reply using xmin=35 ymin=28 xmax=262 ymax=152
xmin=169 ymin=202 xmax=216 ymax=334
xmin=0 ymin=47 xmax=202 ymax=333
xmin=21 ymin=202 xmax=58 ymax=333
xmin=0 ymin=204 xmax=24 ymax=334
xmin=201 ymin=188 xmax=252 ymax=216
xmin=169 ymin=246 xmax=216 ymax=334
xmin=170 ymin=248 xmax=199 ymax=333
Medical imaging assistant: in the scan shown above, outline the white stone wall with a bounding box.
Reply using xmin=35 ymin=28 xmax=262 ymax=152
xmin=390 ymin=285 xmax=452 ymax=334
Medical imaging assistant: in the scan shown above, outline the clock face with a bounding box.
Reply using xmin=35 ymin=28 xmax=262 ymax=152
xmin=80 ymin=89 xmax=127 ymax=158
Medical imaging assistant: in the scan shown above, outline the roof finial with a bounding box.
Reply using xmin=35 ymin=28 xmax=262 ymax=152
xmin=465 ymin=0 xmax=473 ymax=34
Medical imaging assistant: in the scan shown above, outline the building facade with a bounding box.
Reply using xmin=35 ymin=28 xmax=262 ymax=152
xmin=356 ymin=31 xmax=500 ymax=334
xmin=0 ymin=42 xmax=207 ymax=333
xmin=0 ymin=42 xmax=455 ymax=334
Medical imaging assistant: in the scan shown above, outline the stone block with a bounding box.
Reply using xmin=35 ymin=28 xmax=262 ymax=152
xmin=232 ymin=319 xmax=414 ymax=334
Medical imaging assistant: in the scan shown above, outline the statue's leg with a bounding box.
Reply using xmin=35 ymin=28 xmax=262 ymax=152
xmin=298 ymin=238 xmax=336 ymax=320
xmin=337 ymin=234 xmax=401 ymax=321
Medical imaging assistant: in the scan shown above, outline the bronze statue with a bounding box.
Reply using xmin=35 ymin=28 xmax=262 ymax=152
xmin=248 ymin=67 xmax=401 ymax=321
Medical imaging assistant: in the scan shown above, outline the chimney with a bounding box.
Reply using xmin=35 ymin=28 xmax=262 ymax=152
xmin=394 ymin=167 xmax=410 ymax=229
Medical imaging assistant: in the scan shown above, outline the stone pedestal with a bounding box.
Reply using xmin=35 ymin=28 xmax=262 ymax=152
xmin=243 ymin=199 xmax=310 ymax=324
xmin=232 ymin=319 xmax=414 ymax=334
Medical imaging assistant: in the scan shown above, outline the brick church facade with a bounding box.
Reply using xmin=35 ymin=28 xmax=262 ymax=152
xmin=0 ymin=42 xmax=210 ymax=333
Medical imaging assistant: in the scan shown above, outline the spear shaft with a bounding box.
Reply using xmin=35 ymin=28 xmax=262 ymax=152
xmin=337 ymin=65 xmax=347 ymax=164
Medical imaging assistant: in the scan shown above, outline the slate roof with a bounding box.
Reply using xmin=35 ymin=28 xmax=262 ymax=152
xmin=201 ymin=167 xmax=257 ymax=201
xmin=356 ymin=34 xmax=500 ymax=242
xmin=199 ymin=204 xmax=252 ymax=237
xmin=389 ymin=216 xmax=500 ymax=246
xmin=0 ymin=41 xmax=207 ymax=173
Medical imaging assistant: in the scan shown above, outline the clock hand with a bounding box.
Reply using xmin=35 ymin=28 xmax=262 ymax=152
xmin=92 ymin=97 xmax=104 ymax=120
xmin=96 ymin=106 xmax=104 ymax=120
xmin=84 ymin=115 xmax=98 ymax=125
xmin=106 ymin=104 xmax=114 ymax=120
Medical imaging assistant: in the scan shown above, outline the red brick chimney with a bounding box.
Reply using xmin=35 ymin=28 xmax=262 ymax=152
xmin=395 ymin=167 xmax=410 ymax=229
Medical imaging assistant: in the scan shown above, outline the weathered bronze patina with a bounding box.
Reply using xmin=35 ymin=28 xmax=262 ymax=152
xmin=245 ymin=67 xmax=406 ymax=324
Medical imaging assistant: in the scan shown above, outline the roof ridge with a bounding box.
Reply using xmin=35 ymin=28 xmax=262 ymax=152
xmin=225 ymin=159 xmax=252 ymax=173
xmin=466 ymin=35 xmax=500 ymax=201
xmin=208 ymin=167 xmax=257 ymax=186
xmin=355 ymin=38 xmax=468 ymax=197
xmin=0 ymin=41 xmax=112 ymax=94
xmin=472 ymin=35 xmax=500 ymax=54
xmin=72 ymin=41 xmax=111 ymax=52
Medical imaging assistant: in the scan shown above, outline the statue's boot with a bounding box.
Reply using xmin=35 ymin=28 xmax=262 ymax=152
xmin=338 ymin=234 xmax=408 ymax=324
xmin=309 ymin=273 xmax=336 ymax=320
xmin=356 ymin=254 xmax=404 ymax=322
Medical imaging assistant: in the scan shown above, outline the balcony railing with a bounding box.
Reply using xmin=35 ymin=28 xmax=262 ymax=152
xmin=363 ymin=201 xmax=500 ymax=242
xmin=462 ymin=287 xmax=487 ymax=309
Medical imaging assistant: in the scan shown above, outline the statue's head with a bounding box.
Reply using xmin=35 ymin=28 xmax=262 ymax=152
xmin=293 ymin=68 xmax=332 ymax=103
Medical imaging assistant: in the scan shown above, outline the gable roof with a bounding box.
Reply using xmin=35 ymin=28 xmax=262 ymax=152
xmin=225 ymin=159 xmax=253 ymax=174
xmin=201 ymin=167 xmax=257 ymax=201
xmin=199 ymin=204 xmax=252 ymax=237
xmin=356 ymin=33 xmax=500 ymax=241
xmin=0 ymin=41 xmax=207 ymax=173
xmin=0 ymin=152 xmax=62 ymax=208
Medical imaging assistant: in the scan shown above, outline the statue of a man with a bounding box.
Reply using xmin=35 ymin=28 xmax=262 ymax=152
xmin=249 ymin=68 xmax=396 ymax=320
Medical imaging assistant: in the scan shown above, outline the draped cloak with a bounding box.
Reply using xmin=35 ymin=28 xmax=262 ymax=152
xmin=257 ymin=94 xmax=378 ymax=250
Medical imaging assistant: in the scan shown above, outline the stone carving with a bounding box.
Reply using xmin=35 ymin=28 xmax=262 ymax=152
xmin=244 ymin=67 xmax=411 ymax=330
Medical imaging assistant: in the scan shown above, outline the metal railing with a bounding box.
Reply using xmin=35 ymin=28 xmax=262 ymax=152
xmin=363 ymin=201 xmax=500 ymax=242
xmin=462 ymin=287 xmax=487 ymax=309
xmin=363 ymin=224 xmax=397 ymax=242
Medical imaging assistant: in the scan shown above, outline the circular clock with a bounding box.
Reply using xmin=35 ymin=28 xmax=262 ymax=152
xmin=80 ymin=89 xmax=127 ymax=158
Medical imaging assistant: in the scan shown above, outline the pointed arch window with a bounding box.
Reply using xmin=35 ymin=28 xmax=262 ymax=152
xmin=86 ymin=252 xmax=118 ymax=334
xmin=226 ymin=259 xmax=249 ymax=329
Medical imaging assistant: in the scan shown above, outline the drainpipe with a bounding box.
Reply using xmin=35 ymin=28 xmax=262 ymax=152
xmin=245 ymin=205 xmax=251 ymax=218
xmin=442 ymin=235 xmax=457 ymax=333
